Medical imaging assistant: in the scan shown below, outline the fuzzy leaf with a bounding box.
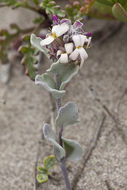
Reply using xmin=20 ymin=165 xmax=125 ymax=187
xmin=35 ymin=73 xmax=65 ymax=99
xmin=37 ymin=173 xmax=48 ymax=183
xmin=43 ymin=123 xmax=56 ymax=140
xmin=112 ymin=3 xmax=127 ymax=22
xmin=56 ymin=102 xmax=79 ymax=128
xmin=30 ymin=34 xmax=48 ymax=56
xmin=44 ymin=155 xmax=55 ymax=170
xmin=43 ymin=123 xmax=65 ymax=160
xmin=62 ymin=137 xmax=82 ymax=162
xmin=47 ymin=62 xmax=79 ymax=90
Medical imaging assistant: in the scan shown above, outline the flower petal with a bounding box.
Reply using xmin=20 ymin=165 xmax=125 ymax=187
xmin=65 ymin=43 xmax=73 ymax=54
xmin=59 ymin=53 xmax=68 ymax=64
xmin=73 ymin=20 xmax=83 ymax=28
xmin=86 ymin=37 xmax=92 ymax=48
xmin=40 ymin=35 xmax=54 ymax=46
xmin=57 ymin=50 xmax=62 ymax=57
xmin=78 ymin=47 xmax=88 ymax=67
xmin=80 ymin=35 xmax=88 ymax=47
xmin=86 ymin=32 xmax=92 ymax=37
xmin=72 ymin=35 xmax=87 ymax=47
xmin=52 ymin=23 xmax=69 ymax=37
xmin=53 ymin=15 xmax=59 ymax=23
xmin=69 ymin=48 xmax=79 ymax=61
xmin=60 ymin=19 xmax=71 ymax=25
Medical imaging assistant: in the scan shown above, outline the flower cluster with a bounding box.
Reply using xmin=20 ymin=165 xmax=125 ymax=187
xmin=40 ymin=15 xmax=91 ymax=68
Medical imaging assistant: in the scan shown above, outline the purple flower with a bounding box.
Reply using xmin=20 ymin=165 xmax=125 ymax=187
xmin=86 ymin=32 xmax=92 ymax=37
xmin=60 ymin=19 xmax=71 ymax=25
xmin=53 ymin=15 xmax=58 ymax=23
xmin=73 ymin=20 xmax=83 ymax=28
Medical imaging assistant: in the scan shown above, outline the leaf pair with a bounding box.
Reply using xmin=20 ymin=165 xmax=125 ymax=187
xmin=43 ymin=102 xmax=82 ymax=161
xmin=35 ymin=61 xmax=79 ymax=99
xmin=37 ymin=155 xmax=55 ymax=183
xmin=47 ymin=61 xmax=79 ymax=90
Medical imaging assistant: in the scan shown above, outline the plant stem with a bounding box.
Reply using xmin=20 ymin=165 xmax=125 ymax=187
xmin=60 ymin=159 xmax=72 ymax=190
xmin=56 ymin=98 xmax=61 ymax=110
xmin=55 ymin=73 xmax=72 ymax=190
xmin=56 ymin=73 xmax=62 ymax=111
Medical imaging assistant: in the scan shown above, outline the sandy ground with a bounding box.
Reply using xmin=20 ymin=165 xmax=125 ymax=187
xmin=0 ymin=7 xmax=127 ymax=190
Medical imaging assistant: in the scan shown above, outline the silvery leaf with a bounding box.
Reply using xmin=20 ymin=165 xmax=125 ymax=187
xmin=30 ymin=34 xmax=48 ymax=55
xmin=35 ymin=73 xmax=65 ymax=99
xmin=47 ymin=62 xmax=79 ymax=90
xmin=62 ymin=137 xmax=82 ymax=162
xmin=56 ymin=102 xmax=79 ymax=128
xmin=43 ymin=123 xmax=65 ymax=161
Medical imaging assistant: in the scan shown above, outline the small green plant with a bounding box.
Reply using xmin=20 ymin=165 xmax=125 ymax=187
xmin=31 ymin=15 xmax=92 ymax=190
xmin=37 ymin=155 xmax=55 ymax=183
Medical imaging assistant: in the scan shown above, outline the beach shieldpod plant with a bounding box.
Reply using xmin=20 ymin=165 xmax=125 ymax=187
xmin=31 ymin=15 xmax=91 ymax=190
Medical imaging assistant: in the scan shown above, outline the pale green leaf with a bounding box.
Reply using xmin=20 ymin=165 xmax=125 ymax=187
xmin=30 ymin=34 xmax=48 ymax=56
xmin=35 ymin=73 xmax=65 ymax=99
xmin=62 ymin=137 xmax=82 ymax=162
xmin=43 ymin=123 xmax=65 ymax=160
xmin=37 ymin=173 xmax=48 ymax=183
xmin=44 ymin=155 xmax=55 ymax=170
xmin=56 ymin=102 xmax=79 ymax=128
xmin=47 ymin=62 xmax=79 ymax=90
